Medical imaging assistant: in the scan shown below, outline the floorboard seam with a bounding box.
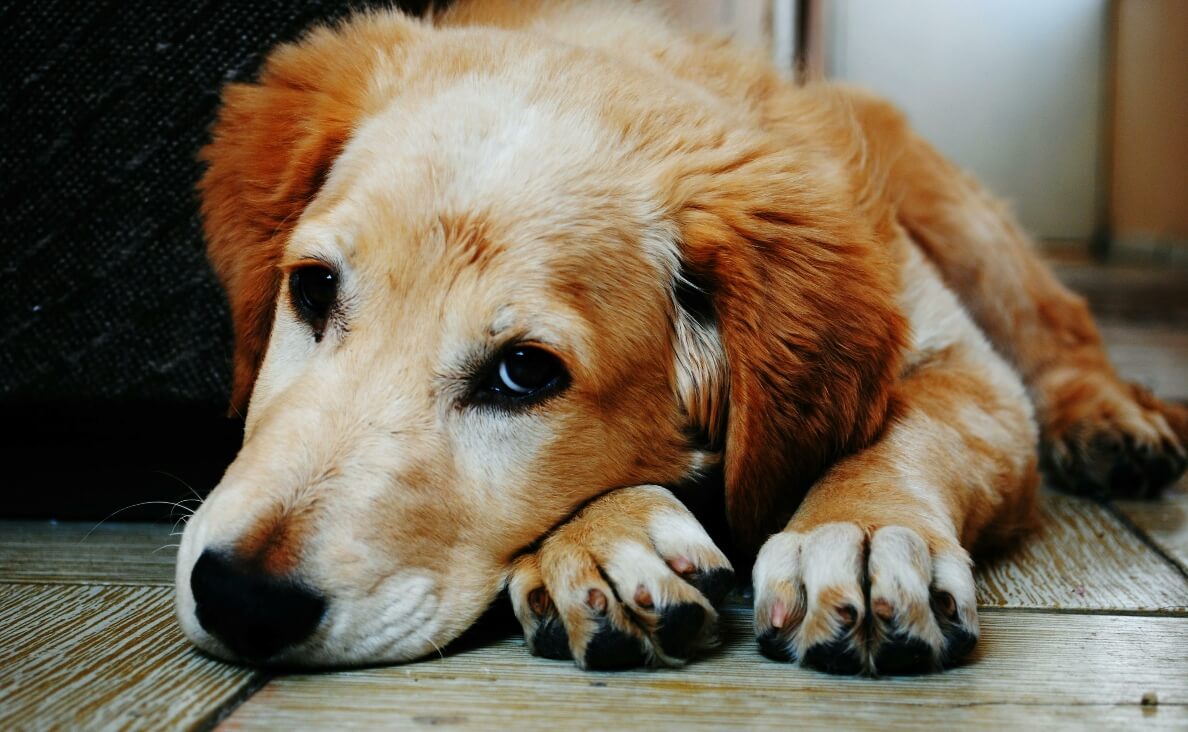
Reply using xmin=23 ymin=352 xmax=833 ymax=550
xmin=978 ymin=605 xmax=1188 ymax=617
xmin=0 ymin=579 xmax=173 ymax=588
xmin=192 ymin=671 xmax=273 ymax=732
xmin=1102 ymin=500 xmax=1188 ymax=578
xmin=926 ymin=700 xmax=1185 ymax=710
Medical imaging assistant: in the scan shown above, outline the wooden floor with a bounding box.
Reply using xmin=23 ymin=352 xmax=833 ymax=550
xmin=2 ymin=262 xmax=1186 ymax=731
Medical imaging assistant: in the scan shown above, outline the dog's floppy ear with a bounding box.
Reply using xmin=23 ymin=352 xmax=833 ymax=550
xmin=668 ymin=142 xmax=908 ymax=553
xmin=199 ymin=14 xmax=417 ymax=415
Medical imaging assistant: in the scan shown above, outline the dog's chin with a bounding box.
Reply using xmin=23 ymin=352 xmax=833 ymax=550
xmin=173 ymin=541 xmax=482 ymax=668
xmin=174 ymin=584 xmax=459 ymax=668
xmin=178 ymin=629 xmax=446 ymax=669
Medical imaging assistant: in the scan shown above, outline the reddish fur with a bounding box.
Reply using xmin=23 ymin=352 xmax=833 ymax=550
xmin=186 ymin=3 xmax=1185 ymax=670
xmin=235 ymin=505 xmax=306 ymax=576
xmin=200 ymin=15 xmax=420 ymax=413
xmin=669 ymin=148 xmax=907 ymax=551
xmin=200 ymin=2 xmax=1184 ymax=557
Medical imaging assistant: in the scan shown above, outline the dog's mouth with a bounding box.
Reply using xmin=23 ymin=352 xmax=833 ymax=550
xmin=177 ymin=551 xmax=453 ymax=667
xmin=174 ymin=494 xmax=510 ymax=668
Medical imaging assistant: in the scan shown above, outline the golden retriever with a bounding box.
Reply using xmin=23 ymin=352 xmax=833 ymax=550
xmin=175 ymin=0 xmax=1187 ymax=674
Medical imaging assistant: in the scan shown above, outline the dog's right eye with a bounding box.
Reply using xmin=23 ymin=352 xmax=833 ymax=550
xmin=289 ymin=265 xmax=337 ymax=338
xmin=471 ymin=345 xmax=569 ymax=408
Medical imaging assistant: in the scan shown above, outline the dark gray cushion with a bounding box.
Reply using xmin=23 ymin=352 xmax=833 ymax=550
xmin=1 ymin=0 xmax=451 ymax=404
xmin=1 ymin=0 xmax=446 ymax=518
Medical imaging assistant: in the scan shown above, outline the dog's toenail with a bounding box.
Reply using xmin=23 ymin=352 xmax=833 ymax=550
xmin=657 ymin=603 xmax=706 ymax=658
xmin=528 ymin=587 xmax=552 ymax=617
xmin=530 ymin=616 xmax=572 ymax=660
xmin=837 ymin=604 xmax=859 ymax=628
xmin=587 ymin=588 xmax=608 ymax=613
xmin=804 ymin=639 xmax=863 ymax=675
xmin=942 ymin=626 xmax=978 ymax=666
xmin=634 ymin=585 xmax=654 ymax=609
xmin=1109 ymin=462 xmax=1144 ymax=496
xmin=687 ymin=567 xmax=735 ymax=606
xmin=933 ymin=591 xmax=957 ymax=618
xmin=584 ymin=620 xmax=645 ymax=670
xmin=875 ymin=634 xmax=934 ymax=674
xmin=872 ymin=598 xmax=895 ymax=621
xmin=667 ymin=556 xmax=695 ymax=575
xmin=757 ymin=628 xmax=795 ymax=662
xmin=770 ymin=599 xmax=789 ymax=629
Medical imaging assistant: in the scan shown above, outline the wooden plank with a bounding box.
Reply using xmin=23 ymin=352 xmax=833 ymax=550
xmin=1113 ymin=479 xmax=1188 ymax=573
xmin=1099 ymin=323 xmax=1188 ymax=401
xmin=1051 ymin=262 xmax=1188 ymax=328
xmin=0 ymin=520 xmax=177 ymax=586
xmin=1 ymin=490 xmax=1183 ymax=608
xmin=0 ymin=488 xmax=1182 ymax=731
xmin=220 ymin=606 xmax=1187 ymax=731
xmin=974 ymin=491 xmax=1188 ymax=611
xmin=0 ymin=583 xmax=262 ymax=731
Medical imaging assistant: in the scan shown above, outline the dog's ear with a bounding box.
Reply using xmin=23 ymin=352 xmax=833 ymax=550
xmin=199 ymin=15 xmax=416 ymax=415
xmin=668 ymin=143 xmax=908 ymax=553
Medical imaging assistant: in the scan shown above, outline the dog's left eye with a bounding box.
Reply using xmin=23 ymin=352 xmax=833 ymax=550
xmin=289 ymin=264 xmax=337 ymax=338
xmin=476 ymin=346 xmax=568 ymax=405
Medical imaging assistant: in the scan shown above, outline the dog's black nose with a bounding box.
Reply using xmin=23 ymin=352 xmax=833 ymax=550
xmin=190 ymin=549 xmax=326 ymax=661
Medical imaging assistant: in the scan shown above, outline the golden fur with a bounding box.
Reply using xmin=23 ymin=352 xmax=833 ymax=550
xmin=177 ymin=0 xmax=1187 ymax=674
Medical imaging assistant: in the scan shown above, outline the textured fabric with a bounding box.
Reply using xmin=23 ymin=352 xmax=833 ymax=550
xmin=0 ymin=0 xmax=448 ymax=518
xmin=1 ymin=0 xmax=446 ymax=405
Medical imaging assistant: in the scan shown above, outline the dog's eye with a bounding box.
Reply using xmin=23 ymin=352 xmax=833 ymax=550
xmin=498 ymin=348 xmax=560 ymax=393
xmin=477 ymin=346 xmax=568 ymax=405
xmin=289 ymin=265 xmax=337 ymax=336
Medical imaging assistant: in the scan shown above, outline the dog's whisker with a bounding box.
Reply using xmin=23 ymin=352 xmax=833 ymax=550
xmin=171 ymin=514 xmax=192 ymax=536
xmin=153 ymin=544 xmax=181 ymax=554
xmin=153 ymin=470 xmax=207 ymax=506
xmin=81 ymin=500 xmax=201 ymax=544
xmin=410 ymin=624 xmax=446 ymax=661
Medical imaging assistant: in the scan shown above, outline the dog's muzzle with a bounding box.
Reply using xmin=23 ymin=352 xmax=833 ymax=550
xmin=189 ymin=549 xmax=326 ymax=661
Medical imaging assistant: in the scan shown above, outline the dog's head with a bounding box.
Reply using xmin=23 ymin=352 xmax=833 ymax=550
xmin=176 ymin=11 xmax=904 ymax=666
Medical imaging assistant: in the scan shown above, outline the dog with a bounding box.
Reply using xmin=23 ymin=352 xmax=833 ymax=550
xmin=175 ymin=0 xmax=1188 ymax=675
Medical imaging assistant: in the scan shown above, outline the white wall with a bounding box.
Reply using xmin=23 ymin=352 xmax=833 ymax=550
xmin=654 ymin=0 xmax=773 ymax=56
xmin=826 ymin=0 xmax=1107 ymax=240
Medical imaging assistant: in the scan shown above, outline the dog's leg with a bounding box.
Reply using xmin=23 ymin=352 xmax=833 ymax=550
xmin=753 ymin=246 xmax=1038 ymax=674
xmin=508 ymin=485 xmax=735 ymax=669
xmin=857 ymin=94 xmax=1188 ymax=497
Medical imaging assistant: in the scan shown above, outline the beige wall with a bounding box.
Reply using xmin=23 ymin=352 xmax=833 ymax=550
xmin=654 ymin=1 xmax=1188 ymax=255
xmin=653 ymin=0 xmax=773 ymax=56
xmin=1111 ymin=0 xmax=1188 ymax=250
xmin=824 ymin=0 xmax=1107 ymax=241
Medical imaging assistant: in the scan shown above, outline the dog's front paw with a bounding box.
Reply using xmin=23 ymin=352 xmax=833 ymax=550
xmin=1040 ymin=371 xmax=1187 ymax=498
xmin=753 ymin=523 xmax=977 ymax=675
xmin=509 ymin=485 xmax=734 ymax=670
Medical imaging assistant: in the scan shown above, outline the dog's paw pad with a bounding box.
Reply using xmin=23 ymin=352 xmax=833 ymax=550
xmin=803 ymin=639 xmax=863 ymax=675
xmin=873 ymin=633 xmax=933 ymax=674
xmin=756 ymin=627 xmax=795 ymax=662
xmin=1042 ymin=375 xmax=1187 ymax=498
xmin=656 ymin=602 xmax=707 ymax=659
xmin=584 ymin=619 xmax=647 ymax=670
xmin=683 ymin=567 xmax=735 ymax=607
xmin=754 ymin=523 xmax=977 ymax=676
xmin=930 ymin=589 xmax=978 ymax=666
xmin=531 ymin=613 xmax=573 ymax=660
xmin=508 ymin=485 xmax=733 ymax=670
xmin=940 ymin=624 xmax=978 ymax=666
